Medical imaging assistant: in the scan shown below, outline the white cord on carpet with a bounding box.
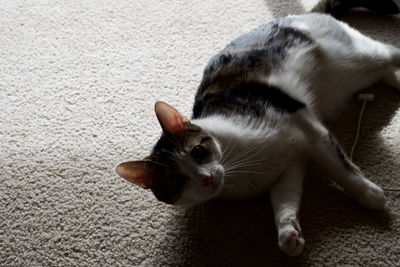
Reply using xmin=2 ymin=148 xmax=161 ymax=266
xmin=351 ymin=94 xmax=400 ymax=192
xmin=349 ymin=100 xmax=366 ymax=160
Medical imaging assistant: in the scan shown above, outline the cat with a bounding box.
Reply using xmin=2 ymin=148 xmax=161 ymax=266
xmin=116 ymin=0 xmax=400 ymax=256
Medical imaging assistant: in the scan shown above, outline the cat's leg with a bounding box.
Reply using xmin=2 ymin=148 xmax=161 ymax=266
xmin=313 ymin=18 xmax=400 ymax=98
xmin=293 ymin=109 xmax=386 ymax=210
xmin=270 ymin=162 xmax=305 ymax=256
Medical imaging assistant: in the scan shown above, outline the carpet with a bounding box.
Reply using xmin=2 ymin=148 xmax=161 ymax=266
xmin=1 ymin=0 xmax=400 ymax=265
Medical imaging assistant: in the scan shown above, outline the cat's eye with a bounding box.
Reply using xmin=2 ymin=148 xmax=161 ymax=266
xmin=170 ymin=174 xmax=187 ymax=187
xmin=191 ymin=145 xmax=207 ymax=163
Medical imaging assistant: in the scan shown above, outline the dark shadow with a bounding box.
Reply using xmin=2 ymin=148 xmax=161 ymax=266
xmin=155 ymin=175 xmax=393 ymax=266
xmin=157 ymin=199 xmax=305 ymax=266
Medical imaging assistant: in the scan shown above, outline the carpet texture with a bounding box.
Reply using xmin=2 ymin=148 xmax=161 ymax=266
xmin=1 ymin=0 xmax=400 ymax=265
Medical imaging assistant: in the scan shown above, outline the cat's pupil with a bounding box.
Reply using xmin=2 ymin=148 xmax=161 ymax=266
xmin=191 ymin=145 xmax=206 ymax=163
xmin=171 ymin=174 xmax=187 ymax=187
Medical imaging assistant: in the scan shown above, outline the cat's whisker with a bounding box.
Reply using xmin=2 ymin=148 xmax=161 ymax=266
xmin=220 ymin=138 xmax=238 ymax=166
xmin=224 ymin=161 xmax=264 ymax=171
xmin=221 ymin=138 xmax=240 ymax=165
xmin=223 ymin=144 xmax=265 ymax=169
xmin=223 ymin=143 xmax=263 ymax=167
xmin=236 ymin=144 xmax=266 ymax=165
xmin=222 ymin=141 xmax=253 ymax=166
xmin=224 ymin=157 xmax=266 ymax=167
xmin=224 ymin=170 xmax=265 ymax=175
xmin=223 ymin=145 xmax=255 ymax=166
xmin=223 ymin=158 xmax=265 ymax=170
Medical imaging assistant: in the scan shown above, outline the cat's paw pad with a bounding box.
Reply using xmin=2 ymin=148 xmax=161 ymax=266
xmin=278 ymin=226 xmax=305 ymax=256
xmin=356 ymin=183 xmax=386 ymax=210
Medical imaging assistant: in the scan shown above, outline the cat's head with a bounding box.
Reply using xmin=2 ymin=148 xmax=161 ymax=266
xmin=116 ymin=101 xmax=224 ymax=206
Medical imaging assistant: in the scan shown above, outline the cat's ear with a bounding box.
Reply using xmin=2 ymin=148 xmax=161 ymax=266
xmin=116 ymin=161 xmax=155 ymax=189
xmin=155 ymin=101 xmax=190 ymax=135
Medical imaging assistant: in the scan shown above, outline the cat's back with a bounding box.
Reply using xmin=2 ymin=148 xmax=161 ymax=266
xmin=192 ymin=15 xmax=320 ymax=120
xmin=202 ymin=13 xmax=343 ymax=72
xmin=223 ymin=16 xmax=312 ymax=53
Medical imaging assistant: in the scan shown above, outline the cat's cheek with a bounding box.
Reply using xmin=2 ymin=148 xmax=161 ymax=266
xmin=212 ymin=164 xmax=225 ymax=178
xmin=209 ymin=166 xmax=225 ymax=197
xmin=213 ymin=165 xmax=225 ymax=185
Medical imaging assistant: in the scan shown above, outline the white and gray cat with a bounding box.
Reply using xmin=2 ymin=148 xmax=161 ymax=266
xmin=116 ymin=0 xmax=400 ymax=256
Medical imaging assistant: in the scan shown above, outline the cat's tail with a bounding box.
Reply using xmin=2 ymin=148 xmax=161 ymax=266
xmin=311 ymin=0 xmax=400 ymax=17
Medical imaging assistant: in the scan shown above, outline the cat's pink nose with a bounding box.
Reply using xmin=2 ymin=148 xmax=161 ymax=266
xmin=202 ymin=175 xmax=213 ymax=186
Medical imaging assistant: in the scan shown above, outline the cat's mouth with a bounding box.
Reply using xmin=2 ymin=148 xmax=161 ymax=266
xmin=202 ymin=175 xmax=221 ymax=191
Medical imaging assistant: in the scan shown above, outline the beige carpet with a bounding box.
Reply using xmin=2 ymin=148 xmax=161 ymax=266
xmin=1 ymin=0 xmax=400 ymax=265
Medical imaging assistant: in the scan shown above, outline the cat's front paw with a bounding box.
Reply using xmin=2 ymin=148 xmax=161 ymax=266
xmin=278 ymin=225 xmax=305 ymax=256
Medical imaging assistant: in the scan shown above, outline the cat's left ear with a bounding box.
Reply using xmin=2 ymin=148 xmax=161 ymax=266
xmin=155 ymin=101 xmax=190 ymax=135
xmin=116 ymin=161 xmax=155 ymax=189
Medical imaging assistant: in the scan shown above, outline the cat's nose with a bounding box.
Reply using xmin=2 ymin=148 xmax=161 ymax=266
xmin=202 ymin=175 xmax=213 ymax=186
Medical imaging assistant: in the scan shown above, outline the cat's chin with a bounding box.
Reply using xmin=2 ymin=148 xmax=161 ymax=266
xmin=200 ymin=179 xmax=225 ymax=203
xmin=174 ymin=180 xmax=224 ymax=206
